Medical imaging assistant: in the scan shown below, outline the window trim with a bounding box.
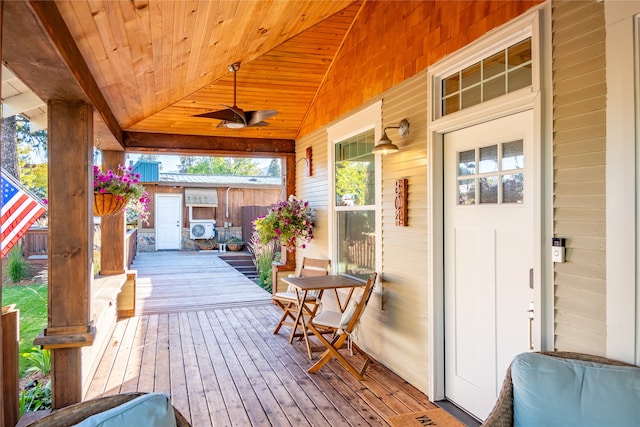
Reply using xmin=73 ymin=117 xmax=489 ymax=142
xmin=327 ymin=100 xmax=382 ymax=276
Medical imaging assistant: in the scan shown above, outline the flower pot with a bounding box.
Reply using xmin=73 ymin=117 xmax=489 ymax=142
xmin=94 ymin=192 xmax=129 ymax=216
xmin=227 ymin=243 xmax=244 ymax=252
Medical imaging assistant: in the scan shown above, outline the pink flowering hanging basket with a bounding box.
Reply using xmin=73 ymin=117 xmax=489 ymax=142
xmin=94 ymin=192 xmax=129 ymax=216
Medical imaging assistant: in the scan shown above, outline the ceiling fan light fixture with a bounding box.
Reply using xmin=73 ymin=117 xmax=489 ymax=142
xmin=193 ymin=62 xmax=277 ymax=128
xmin=222 ymin=120 xmax=246 ymax=129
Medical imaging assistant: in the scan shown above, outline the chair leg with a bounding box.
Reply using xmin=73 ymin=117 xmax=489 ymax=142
xmin=272 ymin=300 xmax=297 ymax=335
xmin=307 ymin=325 xmax=370 ymax=380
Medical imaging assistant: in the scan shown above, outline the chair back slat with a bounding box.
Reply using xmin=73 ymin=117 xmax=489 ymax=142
xmin=299 ymin=257 xmax=330 ymax=277
xmin=341 ymin=272 xmax=377 ymax=333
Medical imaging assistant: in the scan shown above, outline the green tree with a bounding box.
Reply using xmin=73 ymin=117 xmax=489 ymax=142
xmin=266 ymin=159 xmax=281 ymax=177
xmin=178 ymin=156 xmax=195 ymax=173
xmin=16 ymin=116 xmax=48 ymax=158
xmin=187 ymin=157 xmax=260 ymax=175
xmin=18 ymin=146 xmax=48 ymax=199
xmin=335 ymin=161 xmax=372 ymax=205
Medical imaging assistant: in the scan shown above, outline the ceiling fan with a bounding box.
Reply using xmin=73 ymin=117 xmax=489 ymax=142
xmin=194 ymin=62 xmax=277 ymax=128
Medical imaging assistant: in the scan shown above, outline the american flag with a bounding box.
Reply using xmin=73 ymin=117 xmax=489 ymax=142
xmin=1 ymin=169 xmax=47 ymax=258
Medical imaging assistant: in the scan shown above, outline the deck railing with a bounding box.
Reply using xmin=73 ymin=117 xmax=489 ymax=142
xmin=23 ymin=227 xmax=138 ymax=270
xmin=125 ymin=229 xmax=137 ymax=268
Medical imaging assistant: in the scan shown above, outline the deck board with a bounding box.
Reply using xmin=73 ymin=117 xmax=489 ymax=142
xmin=86 ymin=251 xmax=438 ymax=426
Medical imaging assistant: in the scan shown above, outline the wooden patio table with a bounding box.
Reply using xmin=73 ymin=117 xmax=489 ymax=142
xmin=281 ymin=274 xmax=365 ymax=360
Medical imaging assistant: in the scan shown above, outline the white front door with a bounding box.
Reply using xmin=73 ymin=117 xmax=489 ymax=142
xmin=444 ymin=110 xmax=538 ymax=419
xmin=155 ymin=194 xmax=182 ymax=250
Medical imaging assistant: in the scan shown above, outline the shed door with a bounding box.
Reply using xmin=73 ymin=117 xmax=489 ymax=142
xmin=155 ymin=194 xmax=182 ymax=250
xmin=444 ymin=110 xmax=538 ymax=419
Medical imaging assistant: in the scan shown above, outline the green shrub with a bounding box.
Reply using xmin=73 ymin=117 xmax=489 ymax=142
xmin=248 ymin=232 xmax=275 ymax=293
xmin=19 ymin=380 xmax=51 ymax=417
xmin=22 ymin=347 xmax=51 ymax=376
xmin=8 ymin=246 xmax=29 ymax=283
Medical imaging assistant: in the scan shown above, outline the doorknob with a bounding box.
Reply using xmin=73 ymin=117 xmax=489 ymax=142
xmin=527 ymin=302 xmax=534 ymax=350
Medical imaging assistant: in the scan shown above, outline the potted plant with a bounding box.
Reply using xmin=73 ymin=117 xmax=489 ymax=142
xmin=252 ymin=195 xmax=313 ymax=252
xmin=93 ymin=165 xmax=150 ymax=224
xmin=196 ymin=239 xmax=216 ymax=251
xmin=226 ymin=236 xmax=244 ymax=251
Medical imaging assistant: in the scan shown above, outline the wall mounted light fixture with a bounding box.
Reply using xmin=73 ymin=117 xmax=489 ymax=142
xmin=372 ymin=119 xmax=410 ymax=155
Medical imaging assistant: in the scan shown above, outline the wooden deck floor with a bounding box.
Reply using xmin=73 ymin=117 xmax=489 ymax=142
xmin=132 ymin=251 xmax=272 ymax=315
xmin=87 ymin=251 xmax=438 ymax=426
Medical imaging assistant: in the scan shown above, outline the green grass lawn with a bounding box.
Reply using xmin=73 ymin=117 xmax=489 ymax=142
xmin=2 ymin=284 xmax=48 ymax=377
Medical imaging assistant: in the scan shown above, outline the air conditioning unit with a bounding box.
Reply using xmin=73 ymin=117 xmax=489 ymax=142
xmin=189 ymin=222 xmax=215 ymax=239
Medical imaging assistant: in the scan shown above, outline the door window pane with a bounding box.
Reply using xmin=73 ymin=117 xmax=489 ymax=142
xmin=479 ymin=176 xmax=498 ymax=203
xmin=455 ymin=140 xmax=524 ymax=206
xmin=479 ymin=145 xmax=498 ymax=173
xmin=502 ymin=140 xmax=524 ymax=170
xmin=503 ymin=174 xmax=524 ymax=203
xmin=461 ymin=63 xmax=481 ymax=89
xmin=458 ymin=179 xmax=476 ymax=205
xmin=458 ymin=150 xmax=476 ymax=176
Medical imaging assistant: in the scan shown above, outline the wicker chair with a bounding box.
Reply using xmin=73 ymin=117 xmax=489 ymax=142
xmin=24 ymin=392 xmax=190 ymax=427
xmin=481 ymin=351 xmax=635 ymax=427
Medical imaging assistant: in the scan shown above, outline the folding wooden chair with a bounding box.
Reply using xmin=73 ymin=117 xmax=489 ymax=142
xmin=272 ymin=257 xmax=330 ymax=335
xmin=307 ymin=272 xmax=377 ymax=380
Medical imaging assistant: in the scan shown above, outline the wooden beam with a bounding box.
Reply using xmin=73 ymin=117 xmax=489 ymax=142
xmin=44 ymin=100 xmax=95 ymax=408
xmin=2 ymin=1 xmax=123 ymax=147
xmin=2 ymin=307 xmax=19 ymax=427
xmin=0 ymin=2 xmax=6 ymax=422
xmin=100 ymin=151 xmax=126 ymax=275
xmin=123 ymin=131 xmax=296 ymax=157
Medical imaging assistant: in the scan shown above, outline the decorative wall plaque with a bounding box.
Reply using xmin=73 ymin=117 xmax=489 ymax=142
xmin=395 ymin=178 xmax=408 ymax=226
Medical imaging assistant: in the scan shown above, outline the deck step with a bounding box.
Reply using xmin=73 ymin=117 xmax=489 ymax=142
xmin=220 ymin=252 xmax=258 ymax=280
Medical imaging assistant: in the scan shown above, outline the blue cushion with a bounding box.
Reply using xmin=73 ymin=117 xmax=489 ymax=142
xmin=74 ymin=393 xmax=177 ymax=427
xmin=512 ymin=353 xmax=640 ymax=427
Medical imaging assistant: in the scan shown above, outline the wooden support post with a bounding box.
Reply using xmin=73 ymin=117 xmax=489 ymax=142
xmin=0 ymin=3 xmax=5 ymax=423
xmin=2 ymin=306 xmax=18 ymax=427
xmin=35 ymin=100 xmax=95 ymax=409
xmin=271 ymin=154 xmax=298 ymax=294
xmin=100 ymin=150 xmax=126 ymax=275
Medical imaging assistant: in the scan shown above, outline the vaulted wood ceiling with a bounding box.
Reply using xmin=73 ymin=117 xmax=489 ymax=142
xmin=2 ymin=0 xmax=361 ymax=152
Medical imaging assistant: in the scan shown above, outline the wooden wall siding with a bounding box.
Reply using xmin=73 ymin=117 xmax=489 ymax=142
xmin=299 ymin=0 xmax=542 ymax=138
xmin=552 ymin=0 xmax=606 ymax=355
xmin=143 ymin=184 xmax=280 ymax=235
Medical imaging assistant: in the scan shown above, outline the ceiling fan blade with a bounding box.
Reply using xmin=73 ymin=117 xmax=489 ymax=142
xmin=195 ymin=105 xmax=248 ymax=126
xmin=246 ymin=109 xmax=278 ymax=126
xmin=193 ymin=109 xmax=238 ymax=121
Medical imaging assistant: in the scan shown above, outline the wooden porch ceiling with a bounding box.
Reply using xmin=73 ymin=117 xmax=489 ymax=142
xmin=2 ymin=0 xmax=361 ymax=153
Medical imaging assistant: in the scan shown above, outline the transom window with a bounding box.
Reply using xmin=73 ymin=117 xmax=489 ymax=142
xmin=334 ymin=129 xmax=376 ymax=278
xmin=442 ymin=38 xmax=532 ymax=115
xmin=457 ymin=140 xmax=524 ymax=205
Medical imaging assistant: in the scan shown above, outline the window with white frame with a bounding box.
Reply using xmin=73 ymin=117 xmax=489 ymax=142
xmin=333 ymin=129 xmax=376 ymax=279
xmin=441 ymin=38 xmax=532 ymax=116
